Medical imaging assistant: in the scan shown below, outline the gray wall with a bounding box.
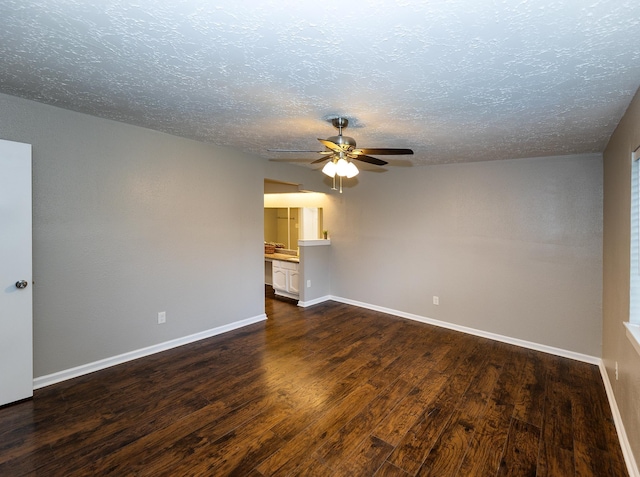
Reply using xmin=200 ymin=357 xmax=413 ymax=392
xmin=299 ymin=243 xmax=332 ymax=304
xmin=329 ymin=154 xmax=603 ymax=356
xmin=0 ymin=93 xmax=265 ymax=377
xmin=603 ymin=87 xmax=640 ymax=465
xmin=0 ymin=90 xmax=607 ymax=386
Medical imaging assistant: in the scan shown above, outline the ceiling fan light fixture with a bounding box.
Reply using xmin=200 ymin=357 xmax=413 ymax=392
xmin=322 ymin=160 xmax=337 ymax=177
xmin=346 ymin=161 xmax=359 ymax=178
xmin=270 ymin=116 xmax=412 ymax=192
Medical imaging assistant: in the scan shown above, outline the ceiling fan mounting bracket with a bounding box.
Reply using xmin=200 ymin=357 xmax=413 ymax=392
xmin=331 ymin=117 xmax=349 ymax=130
xmin=323 ymin=115 xmax=363 ymax=128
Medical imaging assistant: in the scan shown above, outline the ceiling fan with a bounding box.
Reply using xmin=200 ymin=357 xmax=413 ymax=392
xmin=269 ymin=117 xmax=414 ymax=192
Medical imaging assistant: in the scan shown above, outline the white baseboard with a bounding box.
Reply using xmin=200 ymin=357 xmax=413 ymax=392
xmin=298 ymin=295 xmax=331 ymax=308
xmin=598 ymin=361 xmax=640 ymax=477
xmin=33 ymin=313 xmax=267 ymax=390
xmin=329 ymin=295 xmax=599 ymax=364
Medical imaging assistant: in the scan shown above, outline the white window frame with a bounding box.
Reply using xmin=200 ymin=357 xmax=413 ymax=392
xmin=628 ymin=145 xmax=640 ymax=356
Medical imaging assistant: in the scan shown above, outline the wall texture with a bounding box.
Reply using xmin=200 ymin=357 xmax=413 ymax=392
xmin=603 ymin=87 xmax=640 ymax=466
xmin=0 ymin=93 xmax=265 ymax=377
xmin=330 ymin=154 xmax=603 ymax=356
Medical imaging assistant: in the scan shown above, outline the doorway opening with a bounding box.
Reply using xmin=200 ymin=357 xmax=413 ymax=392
xmin=263 ymin=179 xmax=328 ymax=307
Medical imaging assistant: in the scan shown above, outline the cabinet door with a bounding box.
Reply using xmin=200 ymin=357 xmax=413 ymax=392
xmin=289 ymin=269 xmax=299 ymax=294
xmin=273 ymin=265 xmax=288 ymax=291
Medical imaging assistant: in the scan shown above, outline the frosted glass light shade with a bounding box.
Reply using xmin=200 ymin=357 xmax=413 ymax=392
xmin=346 ymin=161 xmax=359 ymax=178
xmin=336 ymin=158 xmax=349 ymax=176
xmin=322 ymin=161 xmax=337 ymax=177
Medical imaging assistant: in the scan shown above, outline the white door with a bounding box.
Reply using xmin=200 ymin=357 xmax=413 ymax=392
xmin=0 ymin=139 xmax=33 ymax=406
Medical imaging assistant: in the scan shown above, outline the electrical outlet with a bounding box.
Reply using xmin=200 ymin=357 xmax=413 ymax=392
xmin=433 ymin=296 xmax=439 ymax=306
xmin=307 ymin=280 xmax=311 ymax=288
xmin=158 ymin=311 xmax=166 ymax=324
xmin=615 ymin=361 xmax=619 ymax=380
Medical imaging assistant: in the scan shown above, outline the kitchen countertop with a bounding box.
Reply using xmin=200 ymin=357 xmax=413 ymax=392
xmin=264 ymin=252 xmax=299 ymax=263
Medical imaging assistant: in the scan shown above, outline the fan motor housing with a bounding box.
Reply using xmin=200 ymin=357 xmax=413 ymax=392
xmin=326 ymin=135 xmax=356 ymax=150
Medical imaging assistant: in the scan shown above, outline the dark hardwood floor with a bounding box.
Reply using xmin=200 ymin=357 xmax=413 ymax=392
xmin=0 ymin=288 xmax=628 ymax=476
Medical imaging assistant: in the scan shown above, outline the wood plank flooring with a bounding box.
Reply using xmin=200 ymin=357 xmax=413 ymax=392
xmin=0 ymin=289 xmax=629 ymax=476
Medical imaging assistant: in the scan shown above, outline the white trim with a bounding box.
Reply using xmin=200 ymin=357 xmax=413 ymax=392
xmin=328 ymin=295 xmax=599 ymax=364
xmin=298 ymin=239 xmax=331 ymax=246
xmin=599 ymin=360 xmax=640 ymax=477
xmin=297 ymin=295 xmax=331 ymax=308
xmin=33 ymin=314 xmax=267 ymax=389
xmin=625 ymin=322 xmax=640 ymax=357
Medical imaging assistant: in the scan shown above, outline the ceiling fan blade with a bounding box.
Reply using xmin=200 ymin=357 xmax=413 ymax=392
xmin=269 ymin=158 xmax=317 ymax=163
xmin=317 ymin=138 xmax=346 ymax=153
xmin=352 ymin=155 xmax=388 ymax=166
xmin=311 ymin=157 xmax=330 ymax=164
xmin=352 ymin=148 xmax=414 ymax=155
xmin=267 ymin=148 xmax=324 ymax=153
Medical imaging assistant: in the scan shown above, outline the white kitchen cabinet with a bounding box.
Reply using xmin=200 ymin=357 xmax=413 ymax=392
xmin=273 ymin=266 xmax=287 ymax=291
xmin=272 ymin=260 xmax=299 ymax=299
xmin=289 ymin=268 xmax=299 ymax=295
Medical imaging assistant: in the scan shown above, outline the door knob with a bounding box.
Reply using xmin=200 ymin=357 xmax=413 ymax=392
xmin=15 ymin=280 xmax=28 ymax=289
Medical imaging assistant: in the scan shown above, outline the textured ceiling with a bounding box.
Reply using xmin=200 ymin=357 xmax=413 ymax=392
xmin=1 ymin=0 xmax=639 ymax=166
